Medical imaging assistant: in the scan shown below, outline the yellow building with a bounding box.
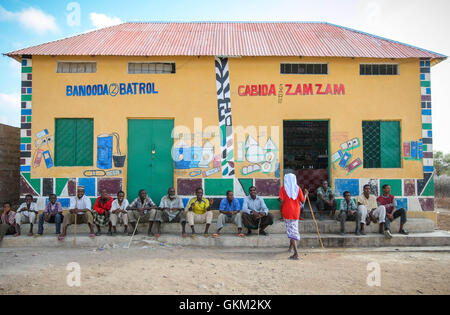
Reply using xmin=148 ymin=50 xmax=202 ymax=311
xmin=6 ymin=22 xmax=446 ymax=217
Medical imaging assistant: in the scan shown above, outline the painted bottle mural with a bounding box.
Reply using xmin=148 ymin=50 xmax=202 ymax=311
xmin=97 ymin=132 xmax=126 ymax=169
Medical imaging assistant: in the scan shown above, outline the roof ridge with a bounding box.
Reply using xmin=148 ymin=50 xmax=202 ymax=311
xmin=325 ymin=22 xmax=447 ymax=59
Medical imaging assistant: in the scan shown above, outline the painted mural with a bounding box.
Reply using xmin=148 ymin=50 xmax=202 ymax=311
xmin=215 ymin=57 xmax=235 ymax=177
xmin=331 ymin=136 xmax=363 ymax=175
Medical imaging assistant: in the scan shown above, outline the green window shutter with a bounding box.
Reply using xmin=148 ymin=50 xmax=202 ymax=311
xmin=380 ymin=121 xmax=401 ymax=168
xmin=55 ymin=118 xmax=93 ymax=167
xmin=362 ymin=121 xmax=381 ymax=168
xmin=75 ymin=119 xmax=93 ymax=166
xmin=55 ymin=119 xmax=76 ymax=166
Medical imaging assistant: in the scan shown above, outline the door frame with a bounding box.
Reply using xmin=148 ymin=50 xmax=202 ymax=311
xmin=282 ymin=119 xmax=331 ymax=185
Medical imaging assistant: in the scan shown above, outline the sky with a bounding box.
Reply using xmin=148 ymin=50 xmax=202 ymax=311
xmin=0 ymin=0 xmax=449 ymax=152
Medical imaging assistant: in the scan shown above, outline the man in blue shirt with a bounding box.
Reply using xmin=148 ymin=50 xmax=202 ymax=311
xmin=213 ymin=191 xmax=244 ymax=237
xmin=242 ymin=186 xmax=273 ymax=236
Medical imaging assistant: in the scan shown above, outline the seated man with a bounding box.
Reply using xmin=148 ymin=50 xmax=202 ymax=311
xmin=377 ymin=184 xmax=408 ymax=235
xmin=37 ymin=194 xmax=63 ymax=236
xmin=92 ymin=189 xmax=113 ymax=236
xmin=0 ymin=201 xmax=18 ymax=244
xmin=186 ymin=187 xmax=213 ymax=238
xmin=59 ymin=186 xmax=95 ymax=241
xmin=159 ymin=187 xmax=186 ymax=238
xmin=213 ymin=190 xmax=244 ymax=238
xmin=316 ymin=180 xmax=337 ymax=220
xmin=338 ymin=191 xmax=362 ymax=236
xmin=242 ymin=186 xmax=273 ymax=236
xmin=127 ymin=189 xmax=157 ymax=236
xmin=110 ymin=190 xmax=129 ymax=235
xmin=357 ymin=184 xmax=392 ymax=239
xmin=15 ymin=194 xmax=38 ymax=236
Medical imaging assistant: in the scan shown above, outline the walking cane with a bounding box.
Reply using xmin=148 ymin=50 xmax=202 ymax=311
xmin=256 ymin=217 xmax=261 ymax=248
xmin=73 ymin=212 xmax=77 ymax=248
xmin=127 ymin=215 xmax=141 ymax=249
xmin=306 ymin=195 xmax=324 ymax=249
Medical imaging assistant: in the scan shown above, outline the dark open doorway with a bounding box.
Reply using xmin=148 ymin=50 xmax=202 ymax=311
xmin=283 ymin=120 xmax=329 ymax=214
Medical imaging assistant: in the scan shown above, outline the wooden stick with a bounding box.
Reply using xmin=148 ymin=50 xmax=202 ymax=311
xmin=73 ymin=212 xmax=77 ymax=248
xmin=306 ymin=195 xmax=324 ymax=249
xmin=127 ymin=215 xmax=141 ymax=249
xmin=257 ymin=217 xmax=261 ymax=248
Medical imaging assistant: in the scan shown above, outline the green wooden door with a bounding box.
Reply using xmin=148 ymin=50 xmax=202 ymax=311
xmin=127 ymin=119 xmax=174 ymax=203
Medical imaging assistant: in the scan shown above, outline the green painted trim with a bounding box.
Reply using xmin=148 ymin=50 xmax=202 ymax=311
xmin=26 ymin=116 xmax=32 ymax=122
xmin=21 ymin=137 xmax=31 ymax=144
xmin=21 ymin=95 xmax=32 ymax=101
xmin=21 ymin=67 xmax=32 ymax=73
xmin=420 ymin=81 xmax=431 ymax=87
xmin=422 ymin=123 xmax=432 ymax=130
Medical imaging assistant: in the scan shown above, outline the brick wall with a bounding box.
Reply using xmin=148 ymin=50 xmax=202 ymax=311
xmin=0 ymin=123 xmax=20 ymax=206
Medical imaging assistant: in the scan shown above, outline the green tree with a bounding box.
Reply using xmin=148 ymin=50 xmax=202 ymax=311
xmin=434 ymin=151 xmax=450 ymax=176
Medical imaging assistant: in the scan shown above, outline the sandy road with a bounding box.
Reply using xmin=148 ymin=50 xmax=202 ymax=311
xmin=0 ymin=245 xmax=449 ymax=295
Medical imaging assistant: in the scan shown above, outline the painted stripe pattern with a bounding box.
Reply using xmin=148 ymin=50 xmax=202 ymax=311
xmin=215 ymin=57 xmax=235 ymax=177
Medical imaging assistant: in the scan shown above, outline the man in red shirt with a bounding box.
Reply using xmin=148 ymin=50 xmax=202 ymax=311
xmin=377 ymin=185 xmax=408 ymax=235
xmin=92 ymin=189 xmax=113 ymax=236
xmin=279 ymin=173 xmax=308 ymax=260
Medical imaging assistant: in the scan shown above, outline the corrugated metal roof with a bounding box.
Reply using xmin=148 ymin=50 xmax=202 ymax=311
xmin=5 ymin=22 xmax=447 ymax=61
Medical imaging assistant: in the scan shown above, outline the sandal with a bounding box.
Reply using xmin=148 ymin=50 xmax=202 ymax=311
xmin=13 ymin=233 xmax=20 ymax=237
xmin=237 ymin=233 xmax=245 ymax=238
xmin=95 ymin=231 xmax=101 ymax=236
xmin=27 ymin=232 xmax=33 ymax=237
xmin=190 ymin=234 xmax=196 ymax=239
xmin=89 ymin=233 xmax=95 ymax=238
xmin=289 ymin=255 xmax=300 ymax=261
xmin=203 ymin=233 xmax=209 ymax=238
xmin=58 ymin=235 xmax=65 ymax=241
xmin=212 ymin=233 xmax=220 ymax=238
xmin=400 ymin=229 xmax=409 ymax=235
xmin=182 ymin=233 xmax=187 ymax=238
xmin=155 ymin=233 xmax=161 ymax=238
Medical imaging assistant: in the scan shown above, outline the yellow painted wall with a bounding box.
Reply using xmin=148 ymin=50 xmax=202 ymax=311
xmin=30 ymin=55 xmax=424 ymax=193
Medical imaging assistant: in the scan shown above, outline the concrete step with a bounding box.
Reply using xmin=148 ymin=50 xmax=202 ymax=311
xmin=2 ymin=231 xmax=450 ymax=249
xmin=19 ymin=218 xmax=436 ymax=235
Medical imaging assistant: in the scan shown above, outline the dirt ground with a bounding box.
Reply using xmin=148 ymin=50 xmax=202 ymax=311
xmin=0 ymin=246 xmax=449 ymax=295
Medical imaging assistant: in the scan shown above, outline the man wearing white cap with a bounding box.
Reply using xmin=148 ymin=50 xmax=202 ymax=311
xmin=58 ymin=186 xmax=95 ymax=240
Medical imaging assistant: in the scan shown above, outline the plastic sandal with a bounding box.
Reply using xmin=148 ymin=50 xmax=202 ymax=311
xmin=89 ymin=234 xmax=95 ymax=238
xmin=212 ymin=233 xmax=220 ymax=238
xmin=289 ymin=255 xmax=300 ymax=261
xmin=190 ymin=234 xmax=196 ymax=239
xmin=58 ymin=235 xmax=65 ymax=241
xmin=155 ymin=233 xmax=161 ymax=238
xmin=237 ymin=233 xmax=245 ymax=238
xmin=182 ymin=233 xmax=187 ymax=238
xmin=203 ymin=233 xmax=209 ymax=238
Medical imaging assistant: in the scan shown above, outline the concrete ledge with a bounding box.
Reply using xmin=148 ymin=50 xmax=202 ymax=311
xmin=21 ymin=218 xmax=436 ymax=235
xmin=2 ymin=231 xmax=450 ymax=249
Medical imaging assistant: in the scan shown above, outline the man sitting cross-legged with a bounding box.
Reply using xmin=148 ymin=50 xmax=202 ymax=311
xmin=242 ymin=186 xmax=274 ymax=236
xmin=213 ymin=190 xmax=244 ymax=238
xmin=59 ymin=186 xmax=95 ymax=241
xmin=126 ymin=189 xmax=157 ymax=236
xmin=158 ymin=187 xmax=187 ymax=238
xmin=186 ymin=188 xmax=213 ymax=238
xmin=110 ymin=190 xmax=129 ymax=235
xmin=357 ymin=184 xmax=392 ymax=239
xmin=36 ymin=194 xmax=63 ymax=236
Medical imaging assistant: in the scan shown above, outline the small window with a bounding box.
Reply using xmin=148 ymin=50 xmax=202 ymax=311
xmin=362 ymin=121 xmax=401 ymax=169
xmin=360 ymin=64 xmax=398 ymax=76
xmin=281 ymin=63 xmax=328 ymax=75
xmin=128 ymin=62 xmax=176 ymax=74
xmin=55 ymin=118 xmax=93 ymax=167
xmin=57 ymin=62 xmax=97 ymax=73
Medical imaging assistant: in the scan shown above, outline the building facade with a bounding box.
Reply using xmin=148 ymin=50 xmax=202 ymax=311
xmin=6 ymin=22 xmax=446 ymax=219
